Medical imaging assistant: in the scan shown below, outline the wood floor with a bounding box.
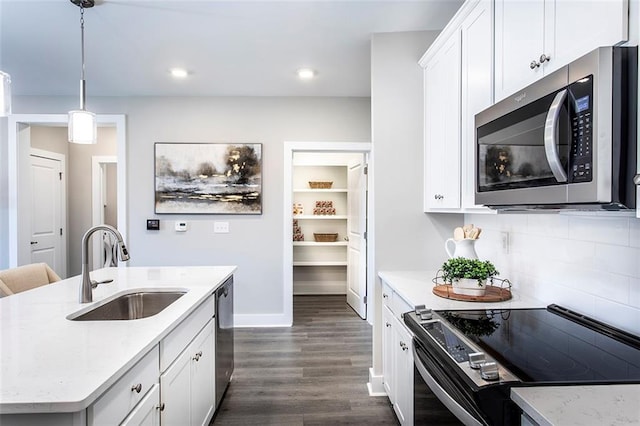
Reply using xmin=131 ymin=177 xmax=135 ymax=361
xmin=211 ymin=295 xmax=399 ymax=425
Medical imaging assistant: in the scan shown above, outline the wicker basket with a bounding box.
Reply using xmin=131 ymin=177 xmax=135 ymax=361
xmin=313 ymin=233 xmax=338 ymax=242
xmin=308 ymin=181 xmax=333 ymax=189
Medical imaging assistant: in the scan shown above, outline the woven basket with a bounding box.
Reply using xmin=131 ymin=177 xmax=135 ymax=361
xmin=314 ymin=233 xmax=338 ymax=242
xmin=308 ymin=181 xmax=333 ymax=189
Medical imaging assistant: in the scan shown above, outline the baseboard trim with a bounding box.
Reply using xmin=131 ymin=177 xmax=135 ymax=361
xmin=367 ymin=367 xmax=386 ymax=396
xmin=233 ymin=313 xmax=292 ymax=328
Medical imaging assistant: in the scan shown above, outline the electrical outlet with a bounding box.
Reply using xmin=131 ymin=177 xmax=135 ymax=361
xmin=501 ymin=231 xmax=510 ymax=254
xmin=214 ymin=221 xmax=229 ymax=233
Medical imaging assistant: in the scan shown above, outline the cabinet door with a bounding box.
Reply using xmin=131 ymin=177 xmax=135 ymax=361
xmin=461 ymin=0 xmax=494 ymax=211
xmin=190 ymin=321 xmax=215 ymax=426
xmin=494 ymin=0 xmax=545 ymax=101
xmin=546 ymin=0 xmax=628 ymax=75
xmin=382 ymin=305 xmax=395 ymax=402
xmin=161 ymin=344 xmax=192 ymax=426
xmin=424 ymin=31 xmax=462 ymax=211
xmin=393 ymin=316 xmax=414 ymax=426
xmin=121 ymin=384 xmax=160 ymax=426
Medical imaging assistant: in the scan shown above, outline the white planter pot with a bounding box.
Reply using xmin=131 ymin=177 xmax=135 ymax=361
xmin=451 ymin=278 xmax=486 ymax=296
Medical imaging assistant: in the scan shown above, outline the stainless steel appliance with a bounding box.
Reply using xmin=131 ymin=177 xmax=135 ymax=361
xmin=475 ymin=46 xmax=637 ymax=210
xmin=404 ymin=305 xmax=640 ymax=425
xmin=215 ymin=276 xmax=234 ymax=407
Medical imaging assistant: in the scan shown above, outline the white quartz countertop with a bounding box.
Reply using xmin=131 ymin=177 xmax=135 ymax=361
xmin=0 ymin=266 xmax=236 ymax=414
xmin=511 ymin=385 xmax=640 ymax=425
xmin=377 ymin=270 xmax=546 ymax=310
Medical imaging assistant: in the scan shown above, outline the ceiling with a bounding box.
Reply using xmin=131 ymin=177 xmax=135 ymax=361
xmin=0 ymin=0 xmax=462 ymax=98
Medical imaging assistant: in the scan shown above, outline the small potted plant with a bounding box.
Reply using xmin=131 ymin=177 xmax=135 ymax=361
xmin=441 ymin=257 xmax=499 ymax=296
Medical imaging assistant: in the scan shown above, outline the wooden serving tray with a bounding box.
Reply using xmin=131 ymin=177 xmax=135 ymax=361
xmin=432 ymin=284 xmax=512 ymax=302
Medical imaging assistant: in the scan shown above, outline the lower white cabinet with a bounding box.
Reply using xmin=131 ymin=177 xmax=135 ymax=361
xmin=161 ymin=319 xmax=215 ymax=426
xmin=89 ymin=348 xmax=160 ymax=426
xmin=381 ymin=282 xmax=414 ymax=425
xmin=121 ymin=384 xmax=160 ymax=426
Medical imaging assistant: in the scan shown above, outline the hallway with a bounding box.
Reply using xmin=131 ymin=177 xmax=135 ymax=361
xmin=212 ymin=295 xmax=398 ymax=425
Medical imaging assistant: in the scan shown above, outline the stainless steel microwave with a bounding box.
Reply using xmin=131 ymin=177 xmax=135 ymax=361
xmin=475 ymin=46 xmax=637 ymax=210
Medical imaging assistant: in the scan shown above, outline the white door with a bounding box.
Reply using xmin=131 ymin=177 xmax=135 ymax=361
xmin=346 ymin=160 xmax=367 ymax=319
xmin=29 ymin=154 xmax=65 ymax=277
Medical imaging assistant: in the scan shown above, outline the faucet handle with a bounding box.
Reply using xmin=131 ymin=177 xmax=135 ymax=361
xmin=90 ymin=279 xmax=114 ymax=289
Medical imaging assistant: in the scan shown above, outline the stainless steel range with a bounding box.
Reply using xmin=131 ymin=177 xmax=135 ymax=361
xmin=404 ymin=304 xmax=640 ymax=425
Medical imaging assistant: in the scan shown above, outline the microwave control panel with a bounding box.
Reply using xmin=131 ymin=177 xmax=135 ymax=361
xmin=569 ymin=76 xmax=593 ymax=183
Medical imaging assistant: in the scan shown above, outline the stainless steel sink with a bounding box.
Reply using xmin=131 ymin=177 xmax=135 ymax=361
xmin=69 ymin=290 xmax=187 ymax=321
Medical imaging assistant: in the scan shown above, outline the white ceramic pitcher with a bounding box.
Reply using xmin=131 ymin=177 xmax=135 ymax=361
xmin=444 ymin=238 xmax=478 ymax=259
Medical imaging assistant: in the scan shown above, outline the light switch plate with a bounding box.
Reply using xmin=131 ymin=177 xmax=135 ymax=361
xmin=214 ymin=221 xmax=229 ymax=233
xmin=175 ymin=221 xmax=188 ymax=232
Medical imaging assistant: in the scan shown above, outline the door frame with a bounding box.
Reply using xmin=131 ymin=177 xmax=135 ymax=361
xmin=29 ymin=148 xmax=67 ymax=278
xmin=92 ymin=155 xmax=118 ymax=269
xmin=283 ymin=141 xmax=374 ymax=326
xmin=8 ymin=114 xmax=127 ymax=269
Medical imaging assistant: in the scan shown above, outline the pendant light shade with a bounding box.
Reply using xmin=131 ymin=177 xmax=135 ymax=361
xmin=68 ymin=109 xmax=97 ymax=144
xmin=0 ymin=70 xmax=11 ymax=117
xmin=68 ymin=0 xmax=97 ymax=144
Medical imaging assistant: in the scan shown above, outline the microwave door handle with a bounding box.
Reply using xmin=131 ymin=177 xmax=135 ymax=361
xmin=544 ymin=89 xmax=568 ymax=183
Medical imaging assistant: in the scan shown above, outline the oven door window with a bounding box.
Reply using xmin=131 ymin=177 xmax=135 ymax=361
xmin=477 ymin=90 xmax=571 ymax=192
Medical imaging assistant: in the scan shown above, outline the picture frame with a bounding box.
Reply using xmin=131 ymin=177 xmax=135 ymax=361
xmin=154 ymin=142 xmax=262 ymax=214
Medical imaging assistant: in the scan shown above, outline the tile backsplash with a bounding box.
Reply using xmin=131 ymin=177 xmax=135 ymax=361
xmin=465 ymin=212 xmax=640 ymax=336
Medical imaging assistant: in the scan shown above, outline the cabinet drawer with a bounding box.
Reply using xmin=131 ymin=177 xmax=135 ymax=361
xmin=161 ymin=295 xmax=214 ymax=371
xmin=381 ymin=282 xmax=392 ymax=308
xmin=121 ymin=384 xmax=160 ymax=426
xmin=392 ymin=294 xmax=413 ymax=320
xmin=89 ymin=346 xmax=159 ymax=426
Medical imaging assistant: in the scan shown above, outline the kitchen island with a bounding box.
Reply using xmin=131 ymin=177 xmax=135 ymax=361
xmin=0 ymin=265 xmax=236 ymax=425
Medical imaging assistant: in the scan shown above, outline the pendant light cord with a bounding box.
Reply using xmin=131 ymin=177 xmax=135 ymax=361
xmin=79 ymin=5 xmax=86 ymax=110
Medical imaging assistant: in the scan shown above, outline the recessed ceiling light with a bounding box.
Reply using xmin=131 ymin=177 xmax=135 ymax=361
xmin=170 ymin=68 xmax=189 ymax=79
xmin=297 ymin=68 xmax=316 ymax=80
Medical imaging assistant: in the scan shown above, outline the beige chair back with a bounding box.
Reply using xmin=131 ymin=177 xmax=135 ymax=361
xmin=0 ymin=263 xmax=61 ymax=297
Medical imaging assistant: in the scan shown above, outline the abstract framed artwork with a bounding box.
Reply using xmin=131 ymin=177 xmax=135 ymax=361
xmin=154 ymin=143 xmax=262 ymax=214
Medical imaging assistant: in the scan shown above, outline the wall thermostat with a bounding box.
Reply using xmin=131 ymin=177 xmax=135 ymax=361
xmin=175 ymin=221 xmax=188 ymax=232
xmin=146 ymin=219 xmax=160 ymax=231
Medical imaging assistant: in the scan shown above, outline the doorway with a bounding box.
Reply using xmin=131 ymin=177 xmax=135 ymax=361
xmin=7 ymin=114 xmax=128 ymax=273
xmin=91 ymin=156 xmax=118 ymax=269
xmin=283 ymin=142 xmax=374 ymax=325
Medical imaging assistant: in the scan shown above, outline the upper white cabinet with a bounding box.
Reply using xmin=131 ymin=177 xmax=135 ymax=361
xmin=423 ymin=31 xmax=462 ymax=211
xmin=421 ymin=0 xmax=493 ymax=213
xmin=495 ymin=0 xmax=629 ymax=102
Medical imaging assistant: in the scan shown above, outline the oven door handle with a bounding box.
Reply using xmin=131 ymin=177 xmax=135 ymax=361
xmin=544 ymin=88 xmax=568 ymax=183
xmin=413 ymin=345 xmax=483 ymax=426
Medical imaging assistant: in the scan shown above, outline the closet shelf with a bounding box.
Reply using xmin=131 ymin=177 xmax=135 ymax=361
xmin=293 ymin=241 xmax=348 ymax=247
xmin=293 ymin=215 xmax=347 ymax=220
xmin=293 ymin=261 xmax=348 ymax=266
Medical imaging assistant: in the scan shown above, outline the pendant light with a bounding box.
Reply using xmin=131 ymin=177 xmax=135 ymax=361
xmin=68 ymin=0 xmax=97 ymax=144
xmin=0 ymin=70 xmax=10 ymax=116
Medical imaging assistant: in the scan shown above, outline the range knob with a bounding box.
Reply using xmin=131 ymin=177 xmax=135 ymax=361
xmin=480 ymin=361 xmax=500 ymax=381
xmin=468 ymin=352 xmax=486 ymax=369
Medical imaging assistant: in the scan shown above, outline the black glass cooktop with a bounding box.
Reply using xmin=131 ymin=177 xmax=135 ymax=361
xmin=435 ymin=305 xmax=640 ymax=384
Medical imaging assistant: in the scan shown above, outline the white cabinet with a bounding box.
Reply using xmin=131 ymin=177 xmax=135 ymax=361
xmin=421 ymin=0 xmax=493 ymax=213
xmin=292 ymin=164 xmax=349 ymax=294
xmin=460 ymin=0 xmax=494 ymax=211
xmin=161 ymin=316 xmax=215 ymax=426
xmin=89 ymin=348 xmax=160 ymax=426
xmin=121 ymin=384 xmax=160 ymax=426
xmin=380 ymin=281 xmax=414 ymax=425
xmin=423 ymin=31 xmax=462 ymax=211
xmin=495 ymin=0 xmax=629 ymax=101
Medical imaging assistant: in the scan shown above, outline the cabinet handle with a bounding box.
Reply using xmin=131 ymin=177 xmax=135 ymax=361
xmin=156 ymin=403 xmax=166 ymax=411
xmin=193 ymin=351 xmax=203 ymax=361
xmin=530 ymin=60 xmax=540 ymax=69
xmin=30 ymin=241 xmax=38 ymax=245
xmin=385 ymin=322 xmax=391 ymax=328
xmin=434 ymin=194 xmax=444 ymax=200
xmin=382 ymin=293 xmax=388 ymax=299
xmin=633 ymin=174 xmax=640 ymax=185
xmin=399 ymin=342 xmax=408 ymax=351
xmin=131 ymin=383 xmax=142 ymax=393
xmin=539 ymin=53 xmax=551 ymax=63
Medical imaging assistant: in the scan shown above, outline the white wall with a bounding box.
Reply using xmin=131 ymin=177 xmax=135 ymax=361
xmin=1 ymin=96 xmax=371 ymax=323
xmin=466 ymin=212 xmax=640 ymax=335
